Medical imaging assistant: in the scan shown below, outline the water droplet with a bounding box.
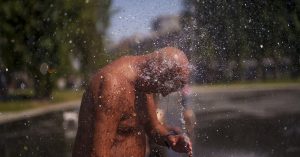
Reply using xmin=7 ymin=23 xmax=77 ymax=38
xmin=39 ymin=63 xmax=49 ymax=75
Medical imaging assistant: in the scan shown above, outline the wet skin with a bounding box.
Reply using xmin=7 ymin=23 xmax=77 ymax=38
xmin=72 ymin=47 xmax=192 ymax=157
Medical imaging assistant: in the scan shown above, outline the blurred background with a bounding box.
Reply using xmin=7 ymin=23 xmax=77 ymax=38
xmin=0 ymin=0 xmax=299 ymax=157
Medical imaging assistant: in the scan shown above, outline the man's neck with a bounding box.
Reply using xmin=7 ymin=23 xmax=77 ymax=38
xmin=131 ymin=54 xmax=152 ymax=90
xmin=123 ymin=55 xmax=147 ymax=85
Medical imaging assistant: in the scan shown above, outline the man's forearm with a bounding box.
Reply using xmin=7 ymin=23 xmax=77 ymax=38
xmin=147 ymin=123 xmax=174 ymax=146
xmin=143 ymin=94 xmax=176 ymax=146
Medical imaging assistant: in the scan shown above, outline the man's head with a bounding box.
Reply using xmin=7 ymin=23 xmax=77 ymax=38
xmin=137 ymin=47 xmax=190 ymax=96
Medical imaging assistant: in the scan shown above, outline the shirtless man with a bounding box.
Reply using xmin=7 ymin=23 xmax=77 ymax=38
xmin=72 ymin=47 xmax=192 ymax=157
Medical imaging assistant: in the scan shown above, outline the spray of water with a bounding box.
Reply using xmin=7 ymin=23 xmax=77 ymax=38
xmin=179 ymin=92 xmax=193 ymax=156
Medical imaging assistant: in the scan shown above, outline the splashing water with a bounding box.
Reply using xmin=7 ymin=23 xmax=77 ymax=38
xmin=180 ymin=104 xmax=187 ymax=132
xmin=179 ymin=93 xmax=192 ymax=156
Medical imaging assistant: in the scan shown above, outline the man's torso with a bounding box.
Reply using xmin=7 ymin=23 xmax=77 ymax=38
xmin=74 ymin=70 xmax=147 ymax=157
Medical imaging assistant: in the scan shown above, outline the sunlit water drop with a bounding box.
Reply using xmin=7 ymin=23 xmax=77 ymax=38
xmin=260 ymin=44 xmax=263 ymax=48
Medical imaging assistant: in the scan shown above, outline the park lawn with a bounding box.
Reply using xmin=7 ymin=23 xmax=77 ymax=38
xmin=192 ymin=79 xmax=300 ymax=91
xmin=0 ymin=89 xmax=84 ymax=112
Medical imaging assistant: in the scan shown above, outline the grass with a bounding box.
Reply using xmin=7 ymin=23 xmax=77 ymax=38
xmin=0 ymin=89 xmax=84 ymax=112
xmin=192 ymin=78 xmax=300 ymax=91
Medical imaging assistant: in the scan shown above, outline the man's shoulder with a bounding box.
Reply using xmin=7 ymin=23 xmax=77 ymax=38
xmin=91 ymin=70 xmax=131 ymax=90
xmin=91 ymin=71 xmax=116 ymax=84
xmin=87 ymin=72 xmax=127 ymax=105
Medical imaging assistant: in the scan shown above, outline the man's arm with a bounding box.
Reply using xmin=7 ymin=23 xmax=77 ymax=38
xmin=141 ymin=94 xmax=170 ymax=145
xmin=140 ymin=94 xmax=192 ymax=155
xmin=91 ymin=79 xmax=121 ymax=157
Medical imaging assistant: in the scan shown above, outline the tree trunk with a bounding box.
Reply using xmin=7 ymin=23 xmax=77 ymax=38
xmin=33 ymin=73 xmax=52 ymax=99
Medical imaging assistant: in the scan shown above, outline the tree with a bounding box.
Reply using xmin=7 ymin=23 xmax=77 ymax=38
xmin=63 ymin=0 xmax=112 ymax=85
xmin=182 ymin=0 xmax=300 ymax=81
xmin=0 ymin=0 xmax=112 ymax=98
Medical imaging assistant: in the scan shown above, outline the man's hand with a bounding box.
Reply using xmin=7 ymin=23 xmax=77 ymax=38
xmin=166 ymin=134 xmax=193 ymax=157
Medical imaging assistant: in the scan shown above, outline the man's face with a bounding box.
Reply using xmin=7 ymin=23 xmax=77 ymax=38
xmin=151 ymin=67 xmax=189 ymax=96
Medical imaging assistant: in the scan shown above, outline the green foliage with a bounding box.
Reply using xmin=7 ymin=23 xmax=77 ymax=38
xmin=61 ymin=0 xmax=111 ymax=84
xmin=184 ymin=0 xmax=300 ymax=79
xmin=0 ymin=0 xmax=111 ymax=98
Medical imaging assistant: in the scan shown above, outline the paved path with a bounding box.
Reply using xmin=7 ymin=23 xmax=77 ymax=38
xmin=0 ymin=100 xmax=80 ymax=124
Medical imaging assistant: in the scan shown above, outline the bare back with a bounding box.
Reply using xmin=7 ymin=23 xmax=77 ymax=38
xmin=72 ymin=57 xmax=148 ymax=157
